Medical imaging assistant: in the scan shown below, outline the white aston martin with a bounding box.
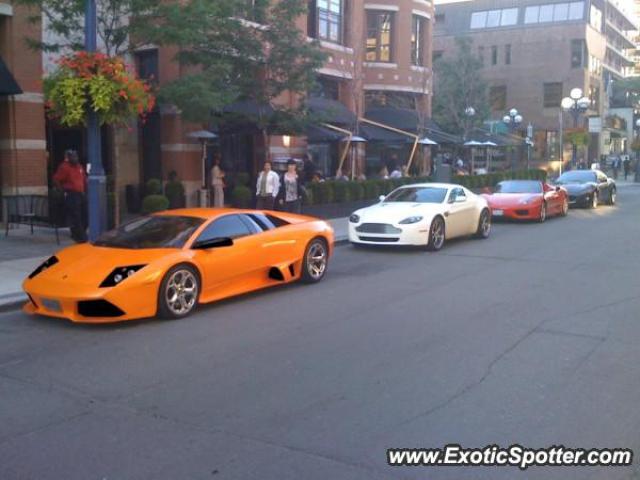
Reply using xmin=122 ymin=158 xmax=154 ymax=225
xmin=348 ymin=183 xmax=491 ymax=251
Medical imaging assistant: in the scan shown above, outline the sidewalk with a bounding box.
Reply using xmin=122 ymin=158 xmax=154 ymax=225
xmin=0 ymin=217 xmax=349 ymax=311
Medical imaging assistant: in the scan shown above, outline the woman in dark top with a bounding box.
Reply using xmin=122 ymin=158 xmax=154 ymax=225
xmin=279 ymin=159 xmax=305 ymax=213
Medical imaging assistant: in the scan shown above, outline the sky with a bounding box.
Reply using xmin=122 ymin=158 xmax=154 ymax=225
xmin=434 ymin=0 xmax=637 ymax=16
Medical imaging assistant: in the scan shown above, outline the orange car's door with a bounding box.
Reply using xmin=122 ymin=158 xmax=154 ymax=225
xmin=192 ymin=214 xmax=265 ymax=299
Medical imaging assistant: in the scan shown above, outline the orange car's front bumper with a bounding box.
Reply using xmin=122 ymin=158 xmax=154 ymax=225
xmin=23 ymin=276 xmax=160 ymax=323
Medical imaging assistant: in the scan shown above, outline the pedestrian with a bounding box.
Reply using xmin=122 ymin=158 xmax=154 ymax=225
xmin=278 ymin=159 xmax=305 ymax=213
xmin=302 ymin=153 xmax=316 ymax=183
xmin=255 ymin=160 xmax=280 ymax=210
xmin=612 ymin=155 xmax=620 ymax=179
xmin=389 ymin=164 xmax=402 ymax=178
xmin=311 ymin=171 xmax=324 ymax=183
xmin=210 ymin=154 xmax=225 ymax=208
xmin=53 ymin=149 xmax=87 ymax=243
xmin=378 ymin=165 xmax=389 ymax=179
xmin=624 ymin=156 xmax=631 ymax=180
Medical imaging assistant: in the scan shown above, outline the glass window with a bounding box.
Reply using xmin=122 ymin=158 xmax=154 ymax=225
xmin=94 ymin=216 xmax=204 ymax=249
xmin=539 ymin=4 xmax=554 ymax=22
xmin=553 ymin=3 xmax=569 ymax=21
xmin=197 ymin=215 xmax=253 ymax=242
xmin=501 ymin=8 xmax=518 ymax=26
xmin=543 ymin=82 xmax=563 ymax=108
xmin=491 ymin=45 xmax=498 ymax=65
xmin=490 ymin=85 xmax=507 ymax=111
xmin=495 ymin=181 xmax=543 ymax=194
xmin=571 ymin=39 xmax=585 ymax=68
xmin=524 ymin=6 xmax=539 ymax=23
xmin=569 ymin=2 xmax=584 ymax=20
xmin=411 ymin=15 xmax=425 ymax=66
xmin=470 ymin=11 xmax=487 ymax=29
xmin=366 ymin=11 xmax=394 ymax=62
xmin=486 ymin=10 xmax=501 ymax=27
xmin=590 ymin=5 xmax=602 ymax=31
xmin=316 ymin=0 xmax=343 ymax=43
xmin=505 ymin=44 xmax=512 ymax=64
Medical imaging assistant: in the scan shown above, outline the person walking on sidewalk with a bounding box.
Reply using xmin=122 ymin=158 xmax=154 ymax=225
xmin=279 ymin=159 xmax=305 ymax=213
xmin=210 ymin=154 xmax=225 ymax=208
xmin=624 ymin=156 xmax=631 ymax=180
xmin=255 ymin=161 xmax=279 ymax=210
xmin=53 ymin=149 xmax=87 ymax=243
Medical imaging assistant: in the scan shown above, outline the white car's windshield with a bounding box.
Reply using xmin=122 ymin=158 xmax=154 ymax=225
xmin=384 ymin=187 xmax=448 ymax=203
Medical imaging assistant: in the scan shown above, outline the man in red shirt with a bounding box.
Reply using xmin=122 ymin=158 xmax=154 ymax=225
xmin=53 ymin=150 xmax=87 ymax=242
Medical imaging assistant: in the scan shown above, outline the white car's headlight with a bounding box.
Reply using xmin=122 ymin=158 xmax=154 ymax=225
xmin=349 ymin=214 xmax=360 ymax=223
xmin=399 ymin=216 xmax=424 ymax=224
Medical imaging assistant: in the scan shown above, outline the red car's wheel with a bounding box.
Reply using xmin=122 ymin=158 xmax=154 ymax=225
xmin=560 ymin=197 xmax=569 ymax=216
xmin=538 ymin=202 xmax=547 ymax=223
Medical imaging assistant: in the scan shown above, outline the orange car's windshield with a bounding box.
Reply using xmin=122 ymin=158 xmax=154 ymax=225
xmin=93 ymin=215 xmax=204 ymax=249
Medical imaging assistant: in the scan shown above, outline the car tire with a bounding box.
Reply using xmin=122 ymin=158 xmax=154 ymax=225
xmin=538 ymin=202 xmax=547 ymax=223
xmin=589 ymin=191 xmax=598 ymax=209
xmin=426 ymin=216 xmax=446 ymax=251
xmin=560 ymin=198 xmax=569 ymax=216
xmin=475 ymin=209 xmax=491 ymax=239
xmin=608 ymin=188 xmax=616 ymax=205
xmin=301 ymin=237 xmax=329 ymax=284
xmin=157 ymin=264 xmax=200 ymax=319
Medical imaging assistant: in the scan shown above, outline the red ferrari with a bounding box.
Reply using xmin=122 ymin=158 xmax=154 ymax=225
xmin=482 ymin=180 xmax=568 ymax=222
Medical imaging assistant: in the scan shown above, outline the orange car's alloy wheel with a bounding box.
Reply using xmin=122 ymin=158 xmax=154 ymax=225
xmin=163 ymin=267 xmax=199 ymax=317
xmin=303 ymin=239 xmax=328 ymax=283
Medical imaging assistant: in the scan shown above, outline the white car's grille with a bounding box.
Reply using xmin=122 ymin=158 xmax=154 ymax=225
xmin=355 ymin=223 xmax=402 ymax=234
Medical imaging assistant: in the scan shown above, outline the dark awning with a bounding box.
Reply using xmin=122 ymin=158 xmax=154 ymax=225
xmin=365 ymin=107 xmax=419 ymax=132
xmin=306 ymin=96 xmax=356 ymax=125
xmin=0 ymin=56 xmax=22 ymax=96
xmin=359 ymin=123 xmax=408 ymax=143
xmin=306 ymin=124 xmax=344 ymax=143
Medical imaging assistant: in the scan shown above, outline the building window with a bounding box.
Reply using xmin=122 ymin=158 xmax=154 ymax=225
xmin=491 ymin=46 xmax=498 ymax=65
xmin=433 ymin=50 xmax=443 ymax=63
xmin=590 ymin=4 xmax=602 ymax=31
xmin=312 ymin=76 xmax=341 ymax=100
xmin=366 ymin=11 xmax=394 ymax=62
xmin=470 ymin=8 xmax=519 ymax=29
xmin=543 ymin=82 xmax=563 ymax=108
xmin=365 ymin=91 xmax=417 ymax=110
xmin=505 ymin=44 xmax=512 ymax=64
xmin=411 ymin=15 xmax=425 ymax=66
xmin=435 ymin=13 xmax=445 ymax=23
xmin=589 ymin=55 xmax=602 ymax=75
xmin=490 ymin=86 xmax=507 ymax=111
xmin=243 ymin=0 xmax=268 ymax=22
xmin=311 ymin=0 xmax=344 ymax=44
xmin=589 ymin=85 xmax=600 ymax=110
xmin=525 ymin=2 xmax=583 ymax=24
xmin=136 ymin=49 xmax=159 ymax=85
xmin=571 ymin=39 xmax=585 ymax=68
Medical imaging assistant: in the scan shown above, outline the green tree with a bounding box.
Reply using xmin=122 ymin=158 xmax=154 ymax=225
xmin=15 ymin=0 xmax=158 ymax=56
xmin=432 ymin=37 xmax=489 ymax=135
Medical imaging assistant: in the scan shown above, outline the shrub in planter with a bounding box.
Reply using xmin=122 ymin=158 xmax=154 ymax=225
xmin=303 ymin=187 xmax=314 ymax=206
xmin=333 ymin=181 xmax=351 ymax=203
xmin=234 ymin=172 xmax=250 ymax=186
xmin=315 ymin=181 xmax=334 ymax=204
xmin=362 ymin=180 xmax=380 ymax=200
xmin=142 ymin=194 xmax=169 ymax=213
xmin=231 ymin=185 xmax=252 ymax=208
xmin=349 ymin=182 xmax=364 ymax=201
xmin=165 ymin=180 xmax=186 ymax=209
xmin=146 ymin=178 xmax=162 ymax=195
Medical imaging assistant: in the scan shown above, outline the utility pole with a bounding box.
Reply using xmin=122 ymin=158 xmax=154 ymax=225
xmin=85 ymin=0 xmax=107 ymax=240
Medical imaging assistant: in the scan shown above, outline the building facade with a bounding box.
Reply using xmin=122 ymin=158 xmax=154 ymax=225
xmin=434 ymin=0 xmax=636 ymax=166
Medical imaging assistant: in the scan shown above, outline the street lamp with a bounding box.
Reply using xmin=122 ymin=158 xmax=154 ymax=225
xmin=562 ymin=88 xmax=591 ymax=168
xmin=84 ymin=0 xmax=106 ymax=240
xmin=463 ymin=106 xmax=475 ymax=142
xmin=503 ymin=108 xmax=523 ymax=171
xmin=634 ymin=119 xmax=640 ymax=182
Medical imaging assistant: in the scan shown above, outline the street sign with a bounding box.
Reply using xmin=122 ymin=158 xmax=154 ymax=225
xmin=588 ymin=117 xmax=602 ymax=133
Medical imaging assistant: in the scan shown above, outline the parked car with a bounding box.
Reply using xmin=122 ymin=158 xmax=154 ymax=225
xmin=554 ymin=170 xmax=616 ymax=208
xmin=481 ymin=180 xmax=568 ymax=222
xmin=23 ymin=209 xmax=334 ymax=323
xmin=348 ymin=183 xmax=491 ymax=251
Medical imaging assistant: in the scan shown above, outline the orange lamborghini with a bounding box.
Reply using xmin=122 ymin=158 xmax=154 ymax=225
xmin=23 ymin=209 xmax=334 ymax=323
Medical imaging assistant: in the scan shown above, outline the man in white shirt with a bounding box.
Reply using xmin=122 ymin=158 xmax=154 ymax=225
xmin=256 ymin=161 xmax=280 ymax=210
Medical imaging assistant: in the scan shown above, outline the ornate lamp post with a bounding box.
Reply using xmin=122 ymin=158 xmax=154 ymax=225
xmin=561 ymin=88 xmax=591 ymax=168
xmin=634 ymin=119 xmax=640 ymax=182
xmin=85 ymin=0 xmax=107 ymax=240
xmin=503 ymin=108 xmax=523 ymax=170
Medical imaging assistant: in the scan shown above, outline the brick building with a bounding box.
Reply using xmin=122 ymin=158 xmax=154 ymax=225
xmin=0 ymin=0 xmax=436 ymax=214
xmin=0 ymin=1 xmax=47 ymax=201
xmin=434 ymin=0 xmax=637 ymax=166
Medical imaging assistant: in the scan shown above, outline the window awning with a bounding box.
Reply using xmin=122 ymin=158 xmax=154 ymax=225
xmin=0 ymin=56 xmax=22 ymax=96
xmin=306 ymin=124 xmax=345 ymax=143
xmin=305 ymin=96 xmax=356 ymax=125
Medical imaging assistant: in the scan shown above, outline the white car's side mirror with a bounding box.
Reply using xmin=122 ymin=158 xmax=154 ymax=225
xmin=379 ymin=195 xmax=386 ymax=202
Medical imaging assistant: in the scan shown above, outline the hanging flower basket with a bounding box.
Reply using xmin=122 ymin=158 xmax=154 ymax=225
xmin=44 ymin=51 xmax=155 ymax=127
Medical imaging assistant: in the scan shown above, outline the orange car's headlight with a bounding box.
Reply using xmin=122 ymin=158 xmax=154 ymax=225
xmin=28 ymin=256 xmax=59 ymax=279
xmin=100 ymin=265 xmax=147 ymax=288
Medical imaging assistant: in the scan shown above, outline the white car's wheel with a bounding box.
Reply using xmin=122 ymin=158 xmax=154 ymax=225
xmin=475 ymin=209 xmax=491 ymax=239
xmin=426 ymin=216 xmax=445 ymax=251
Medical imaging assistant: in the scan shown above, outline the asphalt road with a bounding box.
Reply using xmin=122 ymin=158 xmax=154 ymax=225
xmin=2 ymin=187 xmax=640 ymax=480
